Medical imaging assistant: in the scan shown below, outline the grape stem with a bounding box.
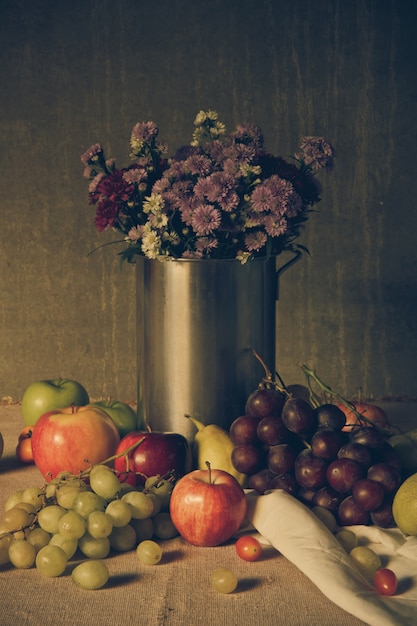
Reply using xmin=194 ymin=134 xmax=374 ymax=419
xmin=79 ymin=437 xmax=146 ymax=479
xmin=143 ymin=470 xmax=176 ymax=492
xmin=301 ymin=364 xmax=395 ymax=435
xmin=251 ymin=349 xmax=287 ymax=393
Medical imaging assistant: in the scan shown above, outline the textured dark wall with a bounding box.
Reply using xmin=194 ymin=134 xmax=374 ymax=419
xmin=1 ymin=0 xmax=416 ymax=402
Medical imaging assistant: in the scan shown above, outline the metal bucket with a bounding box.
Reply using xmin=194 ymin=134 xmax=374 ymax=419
xmin=136 ymin=253 xmax=299 ymax=440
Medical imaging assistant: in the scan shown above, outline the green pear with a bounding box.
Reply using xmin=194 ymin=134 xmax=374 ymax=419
xmin=187 ymin=416 xmax=247 ymax=487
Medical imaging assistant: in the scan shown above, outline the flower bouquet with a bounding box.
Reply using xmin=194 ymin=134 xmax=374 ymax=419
xmin=81 ymin=110 xmax=335 ymax=264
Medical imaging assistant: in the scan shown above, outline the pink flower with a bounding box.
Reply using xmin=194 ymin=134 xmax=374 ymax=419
xmin=297 ymin=136 xmax=335 ymax=171
xmin=195 ymin=237 xmax=219 ymax=254
xmin=191 ymin=204 xmax=222 ymax=235
xmin=80 ymin=143 xmax=103 ymax=165
xmin=250 ymin=175 xmax=301 ymax=218
xmin=244 ymin=231 xmax=267 ymax=252
xmin=131 ymin=121 xmax=159 ymax=144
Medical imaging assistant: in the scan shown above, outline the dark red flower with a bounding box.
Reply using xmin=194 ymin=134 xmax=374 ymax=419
xmin=94 ymin=199 xmax=120 ymax=232
xmin=95 ymin=169 xmax=135 ymax=203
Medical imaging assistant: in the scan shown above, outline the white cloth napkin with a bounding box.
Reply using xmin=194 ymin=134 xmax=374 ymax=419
xmin=244 ymin=489 xmax=417 ymax=626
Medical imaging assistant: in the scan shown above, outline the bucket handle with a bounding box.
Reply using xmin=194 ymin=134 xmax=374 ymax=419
xmin=276 ymin=249 xmax=302 ymax=300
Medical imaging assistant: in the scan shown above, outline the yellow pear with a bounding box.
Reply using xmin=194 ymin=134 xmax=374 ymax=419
xmin=186 ymin=416 xmax=247 ymax=487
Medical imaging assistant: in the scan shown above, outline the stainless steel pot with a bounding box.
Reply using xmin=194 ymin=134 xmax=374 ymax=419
xmin=136 ymin=253 xmax=300 ymax=440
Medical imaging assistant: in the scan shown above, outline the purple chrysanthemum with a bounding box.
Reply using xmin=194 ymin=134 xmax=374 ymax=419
xmin=182 ymin=249 xmax=203 ymax=259
xmin=244 ymin=231 xmax=268 ymax=252
xmin=184 ymin=154 xmax=213 ymax=177
xmin=231 ymin=123 xmax=264 ymax=149
xmin=81 ymin=143 xmax=104 ymax=165
xmin=131 ymin=121 xmax=159 ymax=144
xmin=191 ymin=204 xmax=222 ymax=235
xmin=194 ymin=172 xmax=237 ymax=209
xmin=297 ymin=136 xmax=335 ymax=171
xmin=195 ymin=236 xmax=219 ymax=254
xmin=263 ymin=214 xmax=288 ymax=238
xmin=250 ymin=175 xmax=301 ymax=218
xmin=123 ymin=166 xmax=148 ymax=186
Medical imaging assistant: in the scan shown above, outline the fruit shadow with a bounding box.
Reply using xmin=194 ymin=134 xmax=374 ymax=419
xmin=106 ymin=573 xmax=140 ymax=588
xmin=397 ymin=576 xmax=413 ymax=594
xmin=161 ymin=549 xmax=184 ymax=564
xmin=236 ymin=577 xmax=262 ymax=592
xmin=257 ymin=545 xmax=279 ymax=561
xmin=0 ymin=455 xmax=31 ymax=472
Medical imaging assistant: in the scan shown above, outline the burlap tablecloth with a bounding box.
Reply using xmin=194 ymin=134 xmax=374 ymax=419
xmin=0 ymin=403 xmax=414 ymax=626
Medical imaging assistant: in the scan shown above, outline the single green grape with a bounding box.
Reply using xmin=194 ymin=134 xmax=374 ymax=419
xmin=58 ymin=510 xmax=87 ymax=540
xmin=14 ymin=502 xmax=37 ymax=515
xmin=20 ymin=486 xmax=44 ymax=511
xmin=36 ymin=545 xmax=67 ymax=577
xmin=147 ymin=492 xmax=162 ymax=518
xmin=2 ymin=507 xmax=33 ymax=531
xmin=8 ymin=539 xmax=36 ymax=569
xmin=152 ymin=512 xmax=178 ymax=540
xmin=350 ymin=546 xmax=382 ymax=580
xmin=26 ymin=527 xmax=51 ymax=553
xmin=118 ymin=482 xmax=135 ymax=496
xmin=72 ymin=490 xmax=106 ymax=519
xmin=49 ymin=533 xmax=78 ymax=559
xmin=87 ymin=511 xmax=113 ymax=539
xmin=71 ymin=560 xmax=109 ymax=590
xmin=37 ymin=505 xmax=66 ymax=534
xmin=109 ymin=524 xmax=137 ymax=552
xmin=336 ymin=529 xmax=358 ymax=553
xmin=56 ymin=483 xmax=85 ymax=509
xmin=78 ymin=532 xmax=110 ymax=559
xmin=12 ymin=529 xmax=27 ymax=541
xmin=105 ymin=499 xmax=132 ymax=528
xmin=0 ymin=533 xmax=14 ymax=565
xmin=4 ymin=490 xmax=25 ymax=511
xmin=136 ymin=539 xmax=162 ymax=565
xmin=311 ymin=506 xmax=337 ymax=533
xmin=145 ymin=476 xmax=173 ymax=510
xmin=122 ymin=491 xmax=154 ymax=519
xmin=211 ymin=568 xmax=238 ymax=594
xmin=129 ymin=517 xmax=154 ymax=542
xmin=89 ymin=466 xmax=121 ymax=500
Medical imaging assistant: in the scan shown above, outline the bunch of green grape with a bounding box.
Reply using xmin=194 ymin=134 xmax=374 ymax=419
xmin=0 ymin=466 xmax=177 ymax=588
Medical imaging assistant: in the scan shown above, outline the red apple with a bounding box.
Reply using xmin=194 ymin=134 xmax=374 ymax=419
xmin=113 ymin=431 xmax=192 ymax=486
xmin=337 ymin=401 xmax=390 ymax=432
xmin=31 ymin=405 xmax=120 ymax=480
xmin=169 ymin=466 xmax=247 ymax=547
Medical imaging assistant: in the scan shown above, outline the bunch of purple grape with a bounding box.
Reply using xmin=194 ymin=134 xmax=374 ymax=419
xmin=229 ymin=389 xmax=403 ymax=527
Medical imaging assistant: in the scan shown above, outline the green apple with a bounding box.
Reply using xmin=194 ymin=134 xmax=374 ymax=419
xmin=388 ymin=431 xmax=417 ymax=473
xmin=21 ymin=378 xmax=89 ymax=426
xmin=90 ymin=399 xmax=141 ymax=438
